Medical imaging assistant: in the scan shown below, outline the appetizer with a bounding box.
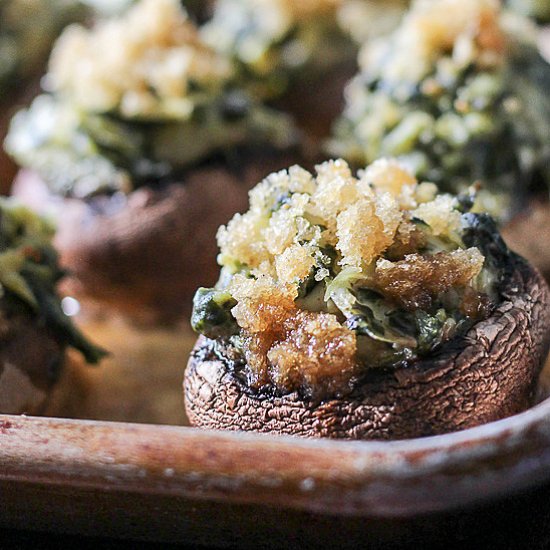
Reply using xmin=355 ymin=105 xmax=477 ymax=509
xmin=0 ymin=198 xmax=105 ymax=415
xmin=5 ymin=0 xmax=298 ymax=324
xmin=185 ymin=159 xmax=550 ymax=440
xmin=329 ymin=0 xmax=550 ymax=218
xmin=202 ymin=0 xmax=358 ymax=138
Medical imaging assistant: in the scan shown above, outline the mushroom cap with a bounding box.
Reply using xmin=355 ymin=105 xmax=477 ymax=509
xmin=0 ymin=305 xmax=65 ymax=415
xmin=184 ymin=257 xmax=550 ymax=440
xmin=12 ymin=149 xmax=302 ymax=325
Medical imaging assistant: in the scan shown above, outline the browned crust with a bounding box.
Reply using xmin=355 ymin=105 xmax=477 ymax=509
xmin=12 ymin=150 xmax=303 ymax=324
xmin=0 ymin=306 xmax=65 ymax=415
xmin=184 ymin=259 xmax=550 ymax=440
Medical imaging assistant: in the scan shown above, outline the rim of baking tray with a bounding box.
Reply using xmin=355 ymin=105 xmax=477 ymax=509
xmin=2 ymin=391 xmax=550 ymax=518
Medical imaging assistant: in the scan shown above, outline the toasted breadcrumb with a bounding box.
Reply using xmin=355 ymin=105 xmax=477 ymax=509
xmin=413 ymin=195 xmax=462 ymax=237
xmin=230 ymin=274 xmax=357 ymax=391
xmin=213 ymin=158 xmax=488 ymax=392
xmin=49 ymin=0 xmax=232 ymax=118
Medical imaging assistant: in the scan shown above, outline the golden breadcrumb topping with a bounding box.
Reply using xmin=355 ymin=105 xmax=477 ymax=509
xmin=48 ymin=0 xmax=232 ymax=118
xmin=413 ymin=195 xmax=462 ymax=237
xmin=230 ymin=274 xmax=358 ymax=392
xmin=359 ymin=0 xmax=505 ymax=83
xmin=218 ymin=158 xmax=449 ymax=278
xmin=206 ymin=158 xmax=490 ymax=393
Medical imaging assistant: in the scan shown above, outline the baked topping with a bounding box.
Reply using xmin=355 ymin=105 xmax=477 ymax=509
xmin=329 ymin=0 xmax=550 ymax=216
xmin=192 ymin=158 xmax=508 ymax=398
xmin=4 ymin=0 xmax=295 ymax=198
xmin=49 ymin=0 xmax=232 ymax=119
xmin=337 ymin=0 xmax=408 ymax=44
xmin=0 ymin=199 xmax=105 ymax=363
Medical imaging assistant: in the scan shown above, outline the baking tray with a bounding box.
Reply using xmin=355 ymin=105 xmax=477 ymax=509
xmin=1 ymin=317 xmax=550 ymax=548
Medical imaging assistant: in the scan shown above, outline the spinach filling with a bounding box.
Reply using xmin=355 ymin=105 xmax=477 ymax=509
xmin=0 ymin=199 xmax=106 ymax=363
xmin=5 ymin=90 xmax=295 ymax=199
xmin=193 ymin=210 xmax=506 ymax=373
xmin=329 ymin=9 xmax=550 ymax=217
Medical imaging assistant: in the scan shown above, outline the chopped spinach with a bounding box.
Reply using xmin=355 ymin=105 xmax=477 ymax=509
xmin=191 ymin=288 xmax=239 ymax=339
xmin=5 ymin=90 xmax=296 ymax=199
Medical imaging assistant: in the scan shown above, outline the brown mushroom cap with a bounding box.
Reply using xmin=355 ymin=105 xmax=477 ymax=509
xmin=184 ymin=257 xmax=550 ymax=440
xmin=0 ymin=305 xmax=65 ymax=415
xmin=12 ymin=149 xmax=303 ymax=325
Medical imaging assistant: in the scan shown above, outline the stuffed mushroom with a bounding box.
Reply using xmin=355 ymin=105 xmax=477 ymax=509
xmin=0 ymin=198 xmax=105 ymax=415
xmin=185 ymin=158 xmax=550 ymax=440
xmin=329 ymin=0 xmax=550 ymax=220
xmin=5 ymin=0 xmax=299 ymax=324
